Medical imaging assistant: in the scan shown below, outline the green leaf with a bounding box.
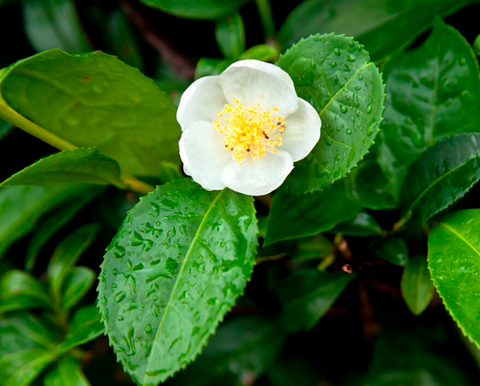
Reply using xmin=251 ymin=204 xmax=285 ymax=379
xmin=0 ymin=49 xmax=181 ymax=177
xmin=401 ymin=255 xmax=434 ymax=315
xmin=97 ymin=178 xmax=258 ymax=385
xmin=277 ymin=34 xmax=384 ymax=193
xmin=474 ymin=34 xmax=480 ymax=56
xmin=265 ymin=177 xmax=362 ymax=246
xmin=279 ymin=0 xmax=474 ymax=62
xmin=0 ymin=148 xmax=123 ymax=188
xmin=170 ymin=316 xmax=286 ymax=386
xmin=44 ymin=357 xmax=90 ymax=386
xmin=375 ymin=237 xmax=408 ymax=266
xmin=271 ymin=270 xmax=355 ymax=331
xmin=158 ymin=161 xmax=182 ymax=184
xmin=428 ymin=209 xmax=480 ymax=347
xmin=0 ymin=119 xmax=12 ymax=140
xmin=195 ymin=58 xmax=233 ymax=79
xmin=25 ymin=186 xmax=102 ymax=271
xmin=47 ymin=224 xmax=99 ymax=302
xmin=215 ymin=12 xmax=245 ymax=60
xmin=61 ymin=304 xmax=104 ymax=351
xmin=23 ymin=0 xmax=92 ymax=53
xmin=139 ymin=0 xmax=249 ymax=20
xmin=0 ymin=270 xmax=51 ymax=314
xmin=291 ymin=235 xmax=334 ymax=262
xmin=239 ymin=44 xmax=279 ymax=62
xmin=376 ymin=19 xmax=480 ymax=199
xmin=0 ymin=184 xmax=94 ymax=258
xmin=399 ymin=133 xmax=480 ymax=226
xmin=332 ymin=212 xmax=383 ymax=237
xmin=61 ymin=267 xmax=96 ymax=310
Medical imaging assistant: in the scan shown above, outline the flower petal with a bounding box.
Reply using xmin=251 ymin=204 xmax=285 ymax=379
xmin=221 ymin=151 xmax=294 ymax=196
xmin=282 ymin=98 xmax=322 ymax=162
xmin=219 ymin=60 xmax=298 ymax=117
xmin=179 ymin=121 xmax=230 ymax=190
xmin=176 ymin=76 xmax=227 ymax=130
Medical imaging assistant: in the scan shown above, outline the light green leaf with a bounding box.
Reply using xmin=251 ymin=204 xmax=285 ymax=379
xmin=44 ymin=356 xmax=90 ymax=386
xmin=428 ymin=209 xmax=480 ymax=347
xmin=271 ymin=270 xmax=356 ymax=331
xmin=0 ymin=148 xmax=123 ymax=188
xmin=23 ymin=0 xmax=92 ymax=53
xmin=0 ymin=270 xmax=50 ymax=314
xmin=0 ymin=49 xmax=181 ymax=176
xmin=0 ymin=184 xmax=94 ymax=258
xmin=401 ymin=255 xmax=434 ymax=315
xmin=265 ymin=177 xmax=362 ymax=246
xmin=194 ymin=58 xmax=233 ymax=79
xmin=239 ymin=44 xmax=279 ymax=62
xmin=375 ymin=237 xmax=408 ymax=266
xmin=47 ymin=224 xmax=99 ymax=302
xmin=277 ymin=34 xmax=384 ymax=193
xmin=97 ymin=178 xmax=258 ymax=385
xmin=332 ymin=212 xmax=383 ymax=236
xmin=215 ymin=12 xmax=245 ymax=59
xmin=139 ymin=0 xmax=249 ymax=20
xmin=158 ymin=161 xmax=182 ymax=184
xmin=377 ymin=19 xmax=480 ymax=199
xmin=61 ymin=267 xmax=96 ymax=310
xmin=399 ymin=133 xmax=480 ymax=226
xmin=61 ymin=304 xmax=104 ymax=351
xmin=279 ymin=0 xmax=473 ymax=62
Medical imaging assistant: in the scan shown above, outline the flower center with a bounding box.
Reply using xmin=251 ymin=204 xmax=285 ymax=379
xmin=213 ymin=97 xmax=286 ymax=165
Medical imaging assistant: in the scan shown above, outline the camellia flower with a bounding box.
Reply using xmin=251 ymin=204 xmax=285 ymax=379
xmin=177 ymin=59 xmax=321 ymax=196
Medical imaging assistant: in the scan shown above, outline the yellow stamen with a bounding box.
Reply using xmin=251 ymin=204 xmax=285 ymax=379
xmin=213 ymin=97 xmax=286 ymax=165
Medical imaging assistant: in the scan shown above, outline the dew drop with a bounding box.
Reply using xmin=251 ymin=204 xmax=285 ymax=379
xmin=340 ymin=105 xmax=348 ymax=114
xmin=145 ymin=324 xmax=152 ymax=334
xmin=333 ymin=48 xmax=341 ymax=56
xmin=330 ymin=61 xmax=337 ymax=68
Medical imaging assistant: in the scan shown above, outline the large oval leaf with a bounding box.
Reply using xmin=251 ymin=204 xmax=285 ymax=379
xmin=277 ymin=34 xmax=384 ymax=193
xmin=428 ymin=209 xmax=480 ymax=347
xmin=97 ymin=178 xmax=258 ymax=385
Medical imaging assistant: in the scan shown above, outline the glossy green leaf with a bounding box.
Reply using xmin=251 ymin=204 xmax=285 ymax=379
xmin=399 ymin=133 xmax=480 ymax=226
xmin=332 ymin=212 xmax=383 ymax=236
xmin=375 ymin=237 xmax=408 ymax=266
xmin=0 ymin=148 xmax=123 ymax=187
xmin=139 ymin=0 xmax=249 ymax=20
xmin=239 ymin=44 xmax=279 ymax=62
xmin=61 ymin=267 xmax=96 ymax=310
xmin=61 ymin=304 xmax=104 ymax=351
xmin=0 ymin=184 xmax=93 ymax=258
xmin=272 ymin=270 xmax=355 ymax=331
xmin=171 ymin=316 xmax=286 ymax=386
xmin=377 ymin=19 xmax=480 ymax=199
xmin=194 ymin=58 xmax=233 ymax=79
xmin=291 ymin=235 xmax=334 ymax=262
xmin=0 ymin=270 xmax=50 ymax=314
xmin=23 ymin=0 xmax=92 ymax=53
xmin=0 ymin=49 xmax=181 ymax=176
xmin=401 ymin=255 xmax=434 ymax=315
xmin=279 ymin=0 xmax=473 ymax=62
xmin=97 ymin=178 xmax=258 ymax=385
xmin=25 ymin=186 xmax=102 ymax=271
xmin=265 ymin=177 xmax=362 ymax=246
xmin=277 ymin=34 xmax=384 ymax=193
xmin=44 ymin=356 xmax=90 ymax=386
xmin=47 ymin=224 xmax=99 ymax=302
xmin=215 ymin=12 xmax=245 ymax=59
xmin=428 ymin=209 xmax=480 ymax=347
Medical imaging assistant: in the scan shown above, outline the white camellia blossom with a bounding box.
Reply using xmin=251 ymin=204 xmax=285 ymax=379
xmin=177 ymin=59 xmax=321 ymax=196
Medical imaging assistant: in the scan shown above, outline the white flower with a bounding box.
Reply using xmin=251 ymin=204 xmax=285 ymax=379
xmin=177 ymin=59 xmax=321 ymax=196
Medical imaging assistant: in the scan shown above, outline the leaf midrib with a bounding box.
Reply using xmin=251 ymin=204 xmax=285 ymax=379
xmin=439 ymin=222 xmax=480 ymax=259
xmin=144 ymin=189 xmax=227 ymax=379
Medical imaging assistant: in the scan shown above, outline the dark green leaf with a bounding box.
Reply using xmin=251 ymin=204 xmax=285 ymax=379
xmin=215 ymin=13 xmax=245 ymax=59
xmin=139 ymin=0 xmax=249 ymax=20
xmin=332 ymin=212 xmax=383 ymax=236
xmin=428 ymin=209 xmax=480 ymax=347
xmin=0 ymin=119 xmax=12 ymax=140
xmin=474 ymin=34 xmax=480 ymax=56
xmin=23 ymin=0 xmax=92 ymax=53
xmin=265 ymin=178 xmax=362 ymax=246
xmin=0 ymin=49 xmax=181 ymax=177
xmin=291 ymin=235 xmax=334 ymax=262
xmin=44 ymin=356 xmax=90 ymax=386
xmin=158 ymin=161 xmax=182 ymax=184
xmin=0 ymin=184 xmax=93 ymax=258
xmin=377 ymin=19 xmax=480 ymax=198
xmin=195 ymin=58 xmax=233 ymax=79
xmin=0 ymin=270 xmax=50 ymax=314
xmin=0 ymin=148 xmax=123 ymax=188
xmin=277 ymin=34 xmax=384 ymax=193
xmin=97 ymin=178 xmax=258 ymax=385
xmin=399 ymin=133 xmax=480 ymax=226
xmin=279 ymin=0 xmax=473 ymax=62
xmin=375 ymin=237 xmax=408 ymax=266
xmin=61 ymin=267 xmax=96 ymax=310
xmin=61 ymin=304 xmax=104 ymax=351
xmin=401 ymin=255 xmax=434 ymax=315
xmin=272 ymin=269 xmax=355 ymax=331
xmin=239 ymin=44 xmax=279 ymax=62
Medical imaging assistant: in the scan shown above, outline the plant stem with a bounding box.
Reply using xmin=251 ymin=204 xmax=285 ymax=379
xmin=255 ymin=0 xmax=277 ymax=45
